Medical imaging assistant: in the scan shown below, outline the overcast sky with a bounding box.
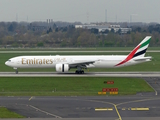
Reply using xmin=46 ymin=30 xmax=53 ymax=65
xmin=0 ymin=0 xmax=159 ymax=23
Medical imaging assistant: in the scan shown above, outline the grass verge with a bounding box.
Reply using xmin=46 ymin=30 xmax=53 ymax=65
xmin=0 ymin=77 xmax=154 ymax=96
xmin=0 ymin=107 xmax=24 ymax=118
xmin=0 ymin=47 xmax=160 ymax=51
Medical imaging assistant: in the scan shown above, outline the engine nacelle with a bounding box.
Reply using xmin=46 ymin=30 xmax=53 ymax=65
xmin=55 ymin=64 xmax=69 ymax=72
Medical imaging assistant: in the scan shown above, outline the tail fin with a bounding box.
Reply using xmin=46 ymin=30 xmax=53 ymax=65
xmin=132 ymin=36 xmax=151 ymax=58
xmin=116 ymin=36 xmax=151 ymax=66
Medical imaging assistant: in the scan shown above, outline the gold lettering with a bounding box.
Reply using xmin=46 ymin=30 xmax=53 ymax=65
xmin=26 ymin=60 xmax=29 ymax=64
xmin=43 ymin=59 xmax=45 ymax=64
xmin=50 ymin=59 xmax=53 ymax=64
xmin=46 ymin=59 xmax=49 ymax=64
xmin=27 ymin=59 xmax=33 ymax=64
xmin=31 ymin=59 xmax=33 ymax=64
xmin=39 ymin=59 xmax=42 ymax=64
xmin=22 ymin=58 xmax=58 ymax=65
xmin=22 ymin=58 xmax=26 ymax=64
xmin=36 ymin=59 xmax=38 ymax=64
xmin=34 ymin=58 xmax=36 ymax=64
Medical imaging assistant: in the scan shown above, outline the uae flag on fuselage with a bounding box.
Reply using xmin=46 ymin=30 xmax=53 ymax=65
xmin=116 ymin=36 xmax=151 ymax=66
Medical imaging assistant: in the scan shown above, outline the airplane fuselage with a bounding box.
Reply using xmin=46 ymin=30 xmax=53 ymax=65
xmin=5 ymin=55 xmax=148 ymax=69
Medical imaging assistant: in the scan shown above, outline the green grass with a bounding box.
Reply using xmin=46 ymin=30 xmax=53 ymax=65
xmin=0 ymin=77 xmax=154 ymax=96
xmin=0 ymin=51 xmax=159 ymax=72
xmin=0 ymin=107 xmax=24 ymax=118
xmin=0 ymin=47 xmax=160 ymax=51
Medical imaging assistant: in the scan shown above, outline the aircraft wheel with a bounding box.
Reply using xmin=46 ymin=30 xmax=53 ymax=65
xmin=16 ymin=70 xmax=18 ymax=74
xmin=75 ymin=70 xmax=78 ymax=74
xmin=75 ymin=70 xmax=84 ymax=74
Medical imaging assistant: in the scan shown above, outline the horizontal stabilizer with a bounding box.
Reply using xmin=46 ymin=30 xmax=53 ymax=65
xmin=133 ymin=56 xmax=152 ymax=61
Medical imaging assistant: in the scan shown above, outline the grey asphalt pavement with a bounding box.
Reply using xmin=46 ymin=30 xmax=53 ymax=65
xmin=0 ymin=96 xmax=160 ymax=120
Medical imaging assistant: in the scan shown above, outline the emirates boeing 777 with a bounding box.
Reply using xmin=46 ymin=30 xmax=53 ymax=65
xmin=5 ymin=36 xmax=152 ymax=74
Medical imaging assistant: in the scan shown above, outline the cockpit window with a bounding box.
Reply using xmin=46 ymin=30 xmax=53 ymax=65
xmin=8 ymin=60 xmax=11 ymax=62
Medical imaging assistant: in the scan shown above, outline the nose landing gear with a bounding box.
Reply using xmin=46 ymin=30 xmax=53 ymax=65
xmin=14 ymin=68 xmax=18 ymax=74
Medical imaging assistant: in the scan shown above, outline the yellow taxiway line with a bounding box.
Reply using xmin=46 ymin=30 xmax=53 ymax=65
xmin=131 ymin=108 xmax=149 ymax=111
xmin=95 ymin=108 xmax=113 ymax=111
xmin=29 ymin=96 xmax=33 ymax=101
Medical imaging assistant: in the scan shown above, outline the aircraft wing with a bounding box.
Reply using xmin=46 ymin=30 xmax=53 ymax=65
xmin=68 ymin=60 xmax=96 ymax=68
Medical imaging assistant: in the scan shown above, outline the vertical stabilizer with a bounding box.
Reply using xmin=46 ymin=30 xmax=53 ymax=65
xmin=116 ymin=36 xmax=151 ymax=66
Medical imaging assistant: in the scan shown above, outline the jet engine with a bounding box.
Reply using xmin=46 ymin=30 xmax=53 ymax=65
xmin=55 ymin=64 xmax=69 ymax=72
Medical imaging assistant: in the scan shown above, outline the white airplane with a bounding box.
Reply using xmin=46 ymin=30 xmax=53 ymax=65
xmin=5 ymin=36 xmax=152 ymax=74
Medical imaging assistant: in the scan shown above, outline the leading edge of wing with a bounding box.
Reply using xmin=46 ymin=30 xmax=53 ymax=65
xmin=68 ymin=60 xmax=96 ymax=67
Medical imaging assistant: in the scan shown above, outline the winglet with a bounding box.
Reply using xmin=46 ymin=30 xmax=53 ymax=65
xmin=116 ymin=36 xmax=151 ymax=66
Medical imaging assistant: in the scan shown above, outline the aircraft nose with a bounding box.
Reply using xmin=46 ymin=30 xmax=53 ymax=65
xmin=5 ymin=61 xmax=8 ymax=66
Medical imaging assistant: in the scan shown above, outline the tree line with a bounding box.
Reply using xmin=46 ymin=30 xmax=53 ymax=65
xmin=0 ymin=22 xmax=160 ymax=48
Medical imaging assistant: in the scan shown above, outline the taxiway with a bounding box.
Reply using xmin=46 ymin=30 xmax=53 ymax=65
xmin=0 ymin=72 xmax=160 ymax=77
xmin=1 ymin=96 xmax=160 ymax=120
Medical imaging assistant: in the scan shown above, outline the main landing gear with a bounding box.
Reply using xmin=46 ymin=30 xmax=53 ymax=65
xmin=75 ymin=70 xmax=84 ymax=74
xmin=75 ymin=66 xmax=85 ymax=74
